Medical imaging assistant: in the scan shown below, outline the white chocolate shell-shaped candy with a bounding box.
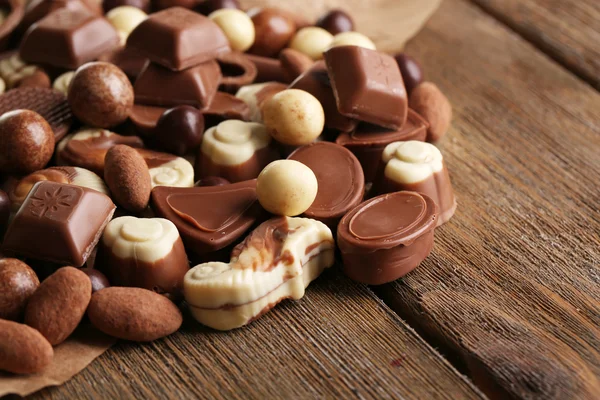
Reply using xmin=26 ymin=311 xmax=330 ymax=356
xmin=382 ymin=141 xmax=444 ymax=184
xmin=149 ymin=157 xmax=194 ymax=188
xmin=201 ymin=120 xmax=271 ymax=166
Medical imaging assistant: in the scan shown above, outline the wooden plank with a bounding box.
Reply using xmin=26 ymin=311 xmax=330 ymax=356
xmin=31 ymin=271 xmax=484 ymax=399
xmin=469 ymin=0 xmax=600 ymax=90
xmin=376 ymin=0 xmax=600 ymax=399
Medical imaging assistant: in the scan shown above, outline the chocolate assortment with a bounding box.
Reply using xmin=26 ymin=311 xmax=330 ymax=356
xmin=0 ymin=0 xmax=457 ymax=374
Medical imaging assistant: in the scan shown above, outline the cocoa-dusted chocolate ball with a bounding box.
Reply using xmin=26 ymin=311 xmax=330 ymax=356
xmin=155 ymin=106 xmax=205 ymax=156
xmin=316 ymin=9 xmax=354 ymax=35
xmin=104 ymin=0 xmax=151 ymax=13
xmin=0 ymin=110 xmax=55 ymax=175
xmin=248 ymin=7 xmax=296 ymax=57
xmin=0 ymin=189 xmax=10 ymax=235
xmin=395 ymin=53 xmax=423 ymax=95
xmin=68 ymin=62 xmax=134 ymax=129
xmin=195 ymin=176 xmax=230 ymax=187
xmin=80 ymin=267 xmax=111 ymax=293
xmin=0 ymin=258 xmax=40 ymax=321
xmin=196 ymin=0 xmax=240 ymax=14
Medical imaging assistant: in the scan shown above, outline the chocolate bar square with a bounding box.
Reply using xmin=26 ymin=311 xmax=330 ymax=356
xmin=134 ymin=60 xmax=221 ymax=108
xmin=323 ymin=46 xmax=408 ymax=130
xmin=19 ymin=8 xmax=119 ymax=69
xmin=126 ymin=7 xmax=230 ymax=71
xmin=2 ymin=181 xmax=115 ymax=266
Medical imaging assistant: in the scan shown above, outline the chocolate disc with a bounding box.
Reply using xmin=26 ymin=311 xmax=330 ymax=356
xmin=0 ymin=87 xmax=72 ymax=141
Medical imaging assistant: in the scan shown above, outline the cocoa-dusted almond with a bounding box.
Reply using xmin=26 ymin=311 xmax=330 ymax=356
xmin=24 ymin=267 xmax=92 ymax=345
xmin=104 ymin=144 xmax=152 ymax=213
xmin=409 ymin=81 xmax=452 ymax=143
xmin=0 ymin=319 xmax=53 ymax=375
xmin=88 ymin=287 xmax=182 ymax=342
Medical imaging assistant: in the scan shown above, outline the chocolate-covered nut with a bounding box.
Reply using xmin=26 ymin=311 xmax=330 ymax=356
xmin=106 ymin=5 xmax=148 ymax=44
xmin=96 ymin=216 xmax=189 ymax=297
xmin=197 ymin=120 xmax=277 ymax=183
xmin=155 ymin=106 xmax=204 ymax=156
xmin=104 ymin=144 xmax=152 ymax=213
xmin=0 ymin=110 xmax=54 ymax=175
xmin=80 ymin=267 xmax=110 ymax=293
xmin=248 ymin=7 xmax=296 ymax=57
xmin=24 ymin=266 xmax=92 ymax=345
xmin=209 ymin=9 xmax=254 ymax=52
xmin=338 ymin=191 xmax=438 ymax=285
xmin=0 ymin=189 xmax=10 ymax=235
xmin=329 ymin=32 xmax=376 ymax=50
xmin=52 ymin=71 xmax=75 ymax=95
xmin=196 ymin=0 xmax=240 ymax=14
xmin=409 ymin=82 xmax=452 ymax=143
xmin=289 ymin=27 xmax=333 ymax=61
xmin=0 ymin=258 xmax=39 ymax=321
xmin=137 ymin=148 xmax=195 ymax=188
xmin=68 ymin=62 xmax=134 ymax=128
xmin=316 ymin=9 xmax=354 ymax=35
xmin=257 ymin=160 xmax=318 ymax=216
xmin=262 ymin=89 xmax=324 ymax=146
xmin=104 ymin=0 xmax=151 ymax=13
xmin=394 ymin=53 xmax=423 ymax=95
xmin=0 ymin=319 xmax=53 ymax=375
xmin=184 ymin=216 xmax=334 ymax=330
xmin=279 ymin=48 xmax=313 ymax=83
xmin=374 ymin=141 xmax=456 ymax=225
xmin=88 ymin=286 xmax=182 ymax=341
xmin=195 ymin=176 xmax=230 ymax=187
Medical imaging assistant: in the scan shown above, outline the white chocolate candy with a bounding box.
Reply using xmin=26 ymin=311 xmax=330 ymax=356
xmin=289 ymin=27 xmax=334 ymax=60
xmin=184 ymin=217 xmax=334 ymax=330
xmin=201 ymin=120 xmax=271 ymax=166
xmin=328 ymin=31 xmax=376 ymax=50
xmin=235 ymin=82 xmax=272 ymax=123
xmin=106 ymin=6 xmax=147 ymax=45
xmin=208 ymin=9 xmax=255 ymax=52
xmin=52 ymin=71 xmax=75 ymax=95
xmin=382 ymin=141 xmax=443 ymax=184
xmin=149 ymin=157 xmax=194 ymax=188
xmin=0 ymin=54 xmax=39 ymax=89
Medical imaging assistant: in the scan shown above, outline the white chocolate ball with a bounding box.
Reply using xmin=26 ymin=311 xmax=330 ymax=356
xmin=209 ymin=9 xmax=256 ymax=52
xmin=106 ymin=6 xmax=147 ymax=42
xmin=329 ymin=31 xmax=376 ymax=50
xmin=262 ymin=89 xmax=324 ymax=146
xmin=257 ymin=160 xmax=318 ymax=216
xmin=289 ymin=27 xmax=334 ymax=60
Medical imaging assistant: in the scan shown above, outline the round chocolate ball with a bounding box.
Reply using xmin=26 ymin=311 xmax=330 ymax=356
xmin=0 ymin=110 xmax=55 ymax=175
xmin=195 ymin=176 xmax=230 ymax=187
xmin=103 ymin=0 xmax=151 ymax=13
xmin=316 ymin=9 xmax=354 ymax=35
xmin=68 ymin=62 xmax=134 ymax=129
xmin=394 ymin=53 xmax=424 ymax=95
xmin=248 ymin=7 xmax=296 ymax=57
xmin=155 ymin=106 xmax=205 ymax=156
xmin=196 ymin=0 xmax=240 ymax=14
xmin=80 ymin=267 xmax=111 ymax=293
xmin=0 ymin=258 xmax=40 ymax=321
xmin=0 ymin=190 xmax=10 ymax=235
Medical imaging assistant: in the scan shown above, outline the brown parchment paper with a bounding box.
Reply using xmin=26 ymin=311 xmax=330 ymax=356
xmin=0 ymin=326 xmax=116 ymax=397
xmin=0 ymin=0 xmax=440 ymax=396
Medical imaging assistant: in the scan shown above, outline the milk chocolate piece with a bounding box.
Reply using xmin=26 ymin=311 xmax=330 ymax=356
xmin=126 ymin=7 xmax=230 ymax=71
xmin=196 ymin=120 xmax=277 ymax=183
xmin=19 ymin=0 xmax=101 ymax=35
xmin=19 ymin=9 xmax=120 ymax=69
xmin=151 ymin=180 xmax=263 ymax=255
xmin=217 ymin=52 xmax=257 ymax=93
xmin=246 ymin=54 xmax=287 ymax=83
xmin=129 ymin=103 xmax=165 ymax=136
xmin=56 ymin=128 xmax=145 ymax=176
xmin=137 ymin=148 xmax=195 ymax=188
xmin=288 ymin=142 xmax=364 ymax=228
xmin=3 ymin=181 xmax=116 ymax=266
xmin=183 ymin=216 xmax=334 ymax=330
xmin=0 ymin=87 xmax=72 ymax=141
xmin=96 ymin=216 xmax=189 ymax=298
xmin=202 ymin=92 xmax=251 ymax=128
xmin=97 ymin=46 xmax=147 ymax=81
xmin=373 ymin=141 xmax=456 ymax=226
xmin=338 ymin=191 xmax=438 ymax=285
xmin=290 ymin=61 xmax=357 ymax=132
xmin=134 ymin=60 xmax=221 ymax=108
xmin=323 ymin=46 xmax=408 ymax=130
xmin=336 ymin=109 xmax=427 ymax=182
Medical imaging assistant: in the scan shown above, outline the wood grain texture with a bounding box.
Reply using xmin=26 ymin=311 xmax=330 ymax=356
xmin=31 ymin=271 xmax=483 ymax=400
xmin=376 ymin=0 xmax=600 ymax=399
xmin=469 ymin=0 xmax=600 ymax=90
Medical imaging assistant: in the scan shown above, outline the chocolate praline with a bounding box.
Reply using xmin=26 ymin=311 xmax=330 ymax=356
xmin=247 ymin=7 xmax=296 ymax=57
xmin=316 ymin=9 xmax=354 ymax=35
xmin=394 ymin=53 xmax=423 ymax=95
xmin=155 ymin=106 xmax=205 ymax=156
xmin=0 ymin=258 xmax=40 ymax=321
xmin=80 ymin=267 xmax=111 ymax=293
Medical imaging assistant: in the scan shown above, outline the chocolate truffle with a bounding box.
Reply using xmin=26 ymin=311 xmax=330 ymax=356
xmin=0 ymin=110 xmax=54 ymax=175
xmin=0 ymin=258 xmax=39 ymax=321
xmin=247 ymin=7 xmax=296 ymax=57
xmin=338 ymin=191 xmax=438 ymax=285
xmin=316 ymin=9 xmax=354 ymax=35
xmin=394 ymin=53 xmax=423 ymax=95
xmin=409 ymin=82 xmax=452 ymax=143
xmin=80 ymin=267 xmax=110 ymax=293
xmin=68 ymin=62 xmax=134 ymax=128
xmin=155 ymin=106 xmax=205 ymax=156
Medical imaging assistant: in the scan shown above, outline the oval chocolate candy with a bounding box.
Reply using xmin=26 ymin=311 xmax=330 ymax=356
xmin=337 ymin=191 xmax=438 ymax=285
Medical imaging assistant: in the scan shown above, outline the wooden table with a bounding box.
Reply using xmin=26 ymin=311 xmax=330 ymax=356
xmin=29 ymin=0 xmax=600 ymax=398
